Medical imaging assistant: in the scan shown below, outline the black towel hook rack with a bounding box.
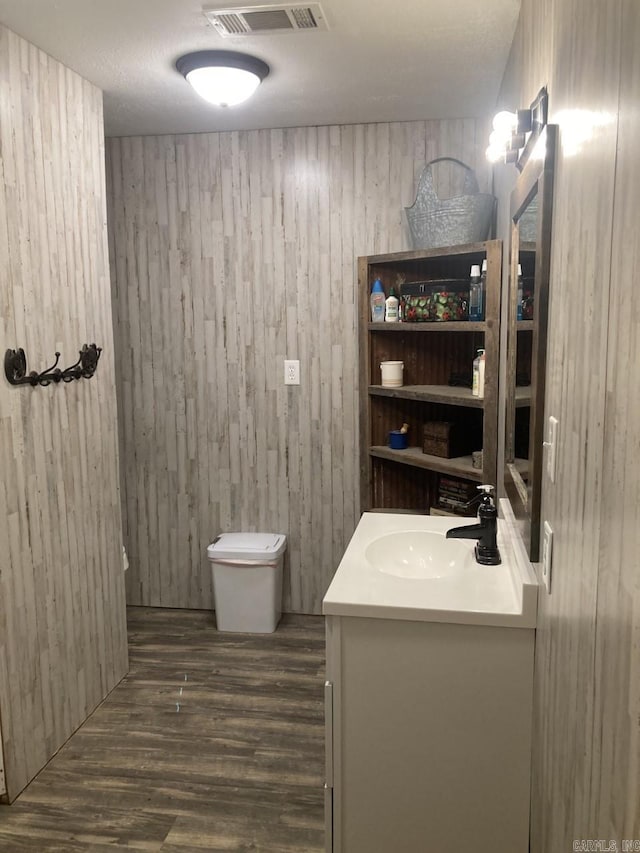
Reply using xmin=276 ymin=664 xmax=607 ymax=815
xmin=4 ymin=344 xmax=102 ymax=387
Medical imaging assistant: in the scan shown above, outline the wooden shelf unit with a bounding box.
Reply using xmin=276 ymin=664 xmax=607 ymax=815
xmin=359 ymin=240 xmax=502 ymax=514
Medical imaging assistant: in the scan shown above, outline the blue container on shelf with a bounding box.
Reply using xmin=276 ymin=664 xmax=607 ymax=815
xmin=389 ymin=430 xmax=408 ymax=450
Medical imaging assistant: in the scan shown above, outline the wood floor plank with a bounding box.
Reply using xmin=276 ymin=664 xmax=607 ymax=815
xmin=160 ymin=808 xmax=323 ymax=852
xmin=0 ymin=608 xmax=326 ymax=852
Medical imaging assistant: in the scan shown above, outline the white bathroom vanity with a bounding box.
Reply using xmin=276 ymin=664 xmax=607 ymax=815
xmin=322 ymin=504 xmax=538 ymax=853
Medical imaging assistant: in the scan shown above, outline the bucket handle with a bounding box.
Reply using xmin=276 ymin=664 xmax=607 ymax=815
xmin=413 ymin=157 xmax=480 ymax=205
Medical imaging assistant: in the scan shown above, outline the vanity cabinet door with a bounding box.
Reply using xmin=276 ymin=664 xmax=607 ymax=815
xmin=0 ymin=732 xmax=5 ymax=798
xmin=326 ymin=613 xmax=534 ymax=853
xmin=324 ymin=680 xmax=334 ymax=852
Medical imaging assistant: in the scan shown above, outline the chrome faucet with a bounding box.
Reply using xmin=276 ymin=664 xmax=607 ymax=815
xmin=445 ymin=485 xmax=501 ymax=565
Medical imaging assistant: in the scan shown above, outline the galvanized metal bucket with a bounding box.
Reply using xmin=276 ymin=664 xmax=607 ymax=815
xmin=405 ymin=157 xmax=495 ymax=250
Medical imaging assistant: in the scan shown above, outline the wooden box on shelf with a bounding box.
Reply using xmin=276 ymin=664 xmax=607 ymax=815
xmin=423 ymin=420 xmax=475 ymax=459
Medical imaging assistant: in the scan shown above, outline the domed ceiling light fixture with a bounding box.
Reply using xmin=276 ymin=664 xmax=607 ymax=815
xmin=176 ymin=50 xmax=270 ymax=107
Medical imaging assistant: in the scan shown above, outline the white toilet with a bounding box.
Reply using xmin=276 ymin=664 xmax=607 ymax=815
xmin=206 ymin=532 xmax=287 ymax=633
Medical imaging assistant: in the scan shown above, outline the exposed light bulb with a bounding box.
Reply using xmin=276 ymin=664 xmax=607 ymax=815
xmin=489 ymin=129 xmax=508 ymax=149
xmin=492 ymin=110 xmax=517 ymax=135
xmin=486 ymin=128 xmax=511 ymax=163
xmin=485 ymin=144 xmax=505 ymax=164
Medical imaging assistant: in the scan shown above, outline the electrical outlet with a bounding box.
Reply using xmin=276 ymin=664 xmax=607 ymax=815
xmin=284 ymin=359 xmax=300 ymax=385
xmin=542 ymin=521 xmax=553 ymax=594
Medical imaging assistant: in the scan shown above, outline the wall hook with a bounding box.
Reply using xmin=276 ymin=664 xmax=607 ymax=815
xmin=4 ymin=344 xmax=102 ymax=388
xmin=36 ymin=351 xmax=62 ymax=386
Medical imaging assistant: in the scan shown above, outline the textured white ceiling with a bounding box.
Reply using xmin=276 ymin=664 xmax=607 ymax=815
xmin=0 ymin=0 xmax=520 ymax=137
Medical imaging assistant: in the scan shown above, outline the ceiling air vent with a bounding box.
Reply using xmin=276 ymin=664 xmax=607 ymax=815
xmin=203 ymin=3 xmax=328 ymax=36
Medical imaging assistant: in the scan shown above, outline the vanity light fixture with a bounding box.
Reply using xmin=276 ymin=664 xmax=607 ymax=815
xmin=486 ymin=87 xmax=548 ymax=170
xmin=176 ymin=50 xmax=270 ymax=107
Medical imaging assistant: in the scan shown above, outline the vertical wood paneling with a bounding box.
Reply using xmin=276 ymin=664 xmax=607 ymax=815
xmin=106 ymin=119 xmax=489 ymax=615
xmin=595 ymin=0 xmax=640 ymax=836
xmin=0 ymin=24 xmax=128 ymax=801
xmin=498 ymin=0 xmax=640 ymax=848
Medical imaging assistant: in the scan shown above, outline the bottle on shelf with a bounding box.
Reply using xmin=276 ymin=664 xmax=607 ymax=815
xmin=517 ymin=264 xmax=524 ymax=321
xmin=480 ymin=258 xmax=488 ymax=308
xmin=469 ymin=264 xmax=484 ymax=321
xmin=472 ymin=348 xmax=486 ymax=398
xmin=370 ymin=279 xmax=386 ymax=322
xmin=385 ymin=287 xmax=399 ymax=322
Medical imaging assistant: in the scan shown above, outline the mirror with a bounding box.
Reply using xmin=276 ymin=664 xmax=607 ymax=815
xmin=504 ymin=124 xmax=557 ymax=560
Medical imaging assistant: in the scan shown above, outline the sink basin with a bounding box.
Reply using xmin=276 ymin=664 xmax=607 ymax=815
xmin=365 ymin=530 xmax=474 ymax=579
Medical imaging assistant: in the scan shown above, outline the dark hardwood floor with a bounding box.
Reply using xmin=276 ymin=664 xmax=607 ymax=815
xmin=0 ymin=608 xmax=326 ymax=852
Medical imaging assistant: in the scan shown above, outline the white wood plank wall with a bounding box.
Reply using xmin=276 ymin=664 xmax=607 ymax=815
xmin=106 ymin=119 xmax=490 ymax=613
xmin=0 ymin=25 xmax=128 ymax=801
xmin=498 ymin=0 xmax=640 ymax=847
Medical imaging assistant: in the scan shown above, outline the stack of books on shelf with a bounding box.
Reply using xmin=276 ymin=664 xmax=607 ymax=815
xmin=434 ymin=476 xmax=477 ymax=516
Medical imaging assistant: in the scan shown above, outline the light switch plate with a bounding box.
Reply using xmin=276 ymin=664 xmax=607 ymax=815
xmin=542 ymin=521 xmax=553 ymax=594
xmin=284 ymin=359 xmax=300 ymax=385
xmin=545 ymin=416 xmax=559 ymax=483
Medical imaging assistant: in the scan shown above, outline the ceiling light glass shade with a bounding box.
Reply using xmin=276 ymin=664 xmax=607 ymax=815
xmin=176 ymin=50 xmax=270 ymax=108
xmin=185 ymin=66 xmax=261 ymax=106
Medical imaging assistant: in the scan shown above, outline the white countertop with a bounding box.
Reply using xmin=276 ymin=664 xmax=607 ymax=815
xmin=322 ymin=501 xmax=538 ymax=628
